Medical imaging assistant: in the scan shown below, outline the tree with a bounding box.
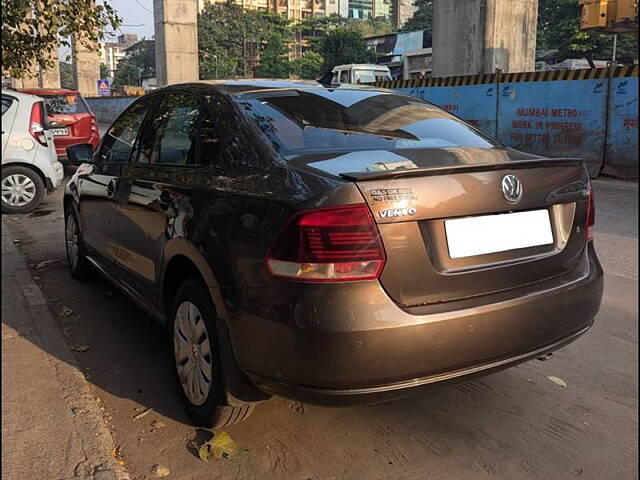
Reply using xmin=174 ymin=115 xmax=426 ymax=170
xmin=319 ymin=28 xmax=377 ymax=71
xmin=100 ymin=63 xmax=109 ymax=79
xmin=2 ymin=0 xmax=121 ymax=79
xmin=291 ymin=52 xmax=325 ymax=79
xmin=113 ymin=63 xmax=140 ymax=87
xmin=399 ymin=0 xmax=432 ymax=44
xmin=297 ymin=14 xmax=352 ymax=52
xmin=256 ymin=33 xmax=290 ymax=78
xmin=537 ymin=0 xmax=637 ymax=66
xmin=111 ymin=39 xmax=155 ymax=86
xmin=353 ymin=18 xmax=393 ymax=37
xmin=122 ymin=39 xmax=155 ymax=73
xmin=198 ymin=1 xmax=292 ymax=79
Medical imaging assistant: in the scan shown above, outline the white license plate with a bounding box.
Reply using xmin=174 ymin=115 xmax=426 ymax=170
xmin=50 ymin=127 xmax=68 ymax=136
xmin=444 ymin=209 xmax=554 ymax=259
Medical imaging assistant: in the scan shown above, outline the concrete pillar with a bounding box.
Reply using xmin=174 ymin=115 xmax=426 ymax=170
xmin=71 ymin=35 xmax=100 ymax=96
xmin=432 ymin=0 xmax=538 ymax=78
xmin=40 ymin=52 xmax=61 ymax=89
xmin=154 ymin=0 xmax=199 ymax=86
xmin=15 ymin=51 xmax=60 ymax=89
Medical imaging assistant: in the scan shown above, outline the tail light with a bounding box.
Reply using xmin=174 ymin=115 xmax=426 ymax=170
xmin=29 ymin=101 xmax=47 ymax=146
xmin=585 ymin=183 xmax=595 ymax=241
xmin=267 ymin=204 xmax=386 ymax=282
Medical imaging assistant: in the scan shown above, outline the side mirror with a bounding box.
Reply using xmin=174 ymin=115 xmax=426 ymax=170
xmin=66 ymin=143 xmax=94 ymax=165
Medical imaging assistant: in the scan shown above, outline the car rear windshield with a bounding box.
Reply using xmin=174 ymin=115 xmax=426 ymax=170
xmin=41 ymin=94 xmax=89 ymax=115
xmin=236 ymin=89 xmax=497 ymax=157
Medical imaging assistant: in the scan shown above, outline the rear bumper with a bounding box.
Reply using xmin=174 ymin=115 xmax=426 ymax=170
xmin=227 ymin=243 xmax=604 ymax=406
xmin=248 ymin=322 xmax=593 ymax=406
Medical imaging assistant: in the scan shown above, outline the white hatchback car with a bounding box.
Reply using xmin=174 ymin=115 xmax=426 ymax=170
xmin=2 ymin=89 xmax=64 ymax=213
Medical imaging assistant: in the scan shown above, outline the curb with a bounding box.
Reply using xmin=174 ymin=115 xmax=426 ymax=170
xmin=2 ymin=220 xmax=132 ymax=480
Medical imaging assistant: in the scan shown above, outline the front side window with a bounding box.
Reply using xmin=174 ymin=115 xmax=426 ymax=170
xmin=98 ymin=96 xmax=153 ymax=164
xmin=339 ymin=70 xmax=349 ymax=83
xmin=137 ymin=93 xmax=203 ymax=166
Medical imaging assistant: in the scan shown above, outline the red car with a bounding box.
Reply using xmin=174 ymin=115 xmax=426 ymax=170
xmin=19 ymin=88 xmax=100 ymax=162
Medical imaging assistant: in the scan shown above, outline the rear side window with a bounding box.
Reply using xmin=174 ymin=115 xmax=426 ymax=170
xmin=138 ymin=92 xmax=214 ymax=166
xmin=99 ymin=96 xmax=153 ymax=164
xmin=354 ymin=71 xmax=376 ymax=84
xmin=41 ymin=94 xmax=89 ymax=114
xmin=1 ymin=96 xmax=13 ymax=115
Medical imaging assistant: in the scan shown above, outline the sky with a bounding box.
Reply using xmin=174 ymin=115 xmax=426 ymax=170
xmin=108 ymin=0 xmax=156 ymax=39
xmin=58 ymin=0 xmax=155 ymax=62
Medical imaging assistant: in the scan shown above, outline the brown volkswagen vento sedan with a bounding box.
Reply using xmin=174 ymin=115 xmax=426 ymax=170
xmin=64 ymin=80 xmax=603 ymax=427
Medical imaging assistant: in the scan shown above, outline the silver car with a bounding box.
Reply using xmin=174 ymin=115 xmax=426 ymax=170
xmin=2 ymin=89 xmax=64 ymax=213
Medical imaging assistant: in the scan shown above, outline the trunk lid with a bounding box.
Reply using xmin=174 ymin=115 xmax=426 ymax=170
xmin=297 ymin=147 xmax=590 ymax=306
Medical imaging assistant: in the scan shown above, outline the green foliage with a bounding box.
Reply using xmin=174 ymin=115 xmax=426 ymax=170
xmin=399 ymin=0 xmax=432 ymax=42
xmin=122 ymin=39 xmax=155 ymax=72
xmin=2 ymin=0 xmax=121 ymax=79
xmin=60 ymin=61 xmax=74 ymax=88
xmin=112 ymin=39 xmax=155 ymax=87
xmin=350 ymin=18 xmax=393 ymax=37
xmin=319 ymin=27 xmax=377 ymax=71
xmin=100 ymin=63 xmax=109 ymax=79
xmin=113 ymin=63 xmax=140 ymax=87
xmin=537 ymin=0 xmax=637 ymax=65
xmin=291 ymin=51 xmax=325 ymax=79
xmin=198 ymin=1 xmax=292 ymax=79
xmin=298 ymin=14 xmax=391 ymax=51
xmin=256 ymin=33 xmax=290 ymax=78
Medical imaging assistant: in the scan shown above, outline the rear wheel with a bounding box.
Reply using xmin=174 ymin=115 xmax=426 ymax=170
xmin=171 ymin=277 xmax=254 ymax=428
xmin=1 ymin=166 xmax=45 ymax=214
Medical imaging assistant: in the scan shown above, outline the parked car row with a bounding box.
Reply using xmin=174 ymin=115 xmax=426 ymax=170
xmin=1 ymin=87 xmax=99 ymax=213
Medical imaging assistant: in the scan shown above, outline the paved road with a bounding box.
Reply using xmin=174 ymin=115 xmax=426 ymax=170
xmin=2 ymin=177 xmax=637 ymax=480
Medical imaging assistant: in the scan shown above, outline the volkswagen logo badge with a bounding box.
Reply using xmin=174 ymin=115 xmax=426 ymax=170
xmin=501 ymin=174 xmax=523 ymax=204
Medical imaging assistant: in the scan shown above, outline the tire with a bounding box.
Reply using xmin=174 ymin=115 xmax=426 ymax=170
xmin=64 ymin=207 xmax=93 ymax=280
xmin=1 ymin=165 xmax=45 ymax=214
xmin=170 ymin=277 xmax=254 ymax=428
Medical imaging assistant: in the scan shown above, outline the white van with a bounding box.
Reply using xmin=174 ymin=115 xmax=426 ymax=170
xmin=325 ymin=64 xmax=393 ymax=85
xmin=2 ymin=89 xmax=64 ymax=213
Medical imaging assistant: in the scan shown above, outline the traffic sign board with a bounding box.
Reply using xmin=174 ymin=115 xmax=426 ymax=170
xmin=97 ymin=79 xmax=111 ymax=96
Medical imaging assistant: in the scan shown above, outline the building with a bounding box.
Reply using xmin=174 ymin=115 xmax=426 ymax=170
xmin=390 ymin=0 xmax=415 ymax=29
xmin=199 ymin=0 xmax=403 ymax=23
xmin=199 ymin=0 xmax=332 ymax=20
xmin=365 ymin=29 xmax=429 ymax=79
xmin=99 ymin=34 xmax=139 ymax=78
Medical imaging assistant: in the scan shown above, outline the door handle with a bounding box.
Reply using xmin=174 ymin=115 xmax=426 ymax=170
xmin=106 ymin=180 xmax=115 ymax=197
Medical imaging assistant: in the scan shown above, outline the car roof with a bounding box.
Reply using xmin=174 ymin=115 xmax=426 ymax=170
xmin=1 ymin=88 xmax=42 ymax=102
xmin=160 ymin=79 xmax=390 ymax=97
xmin=18 ymin=88 xmax=80 ymax=95
xmin=332 ymin=64 xmax=390 ymax=71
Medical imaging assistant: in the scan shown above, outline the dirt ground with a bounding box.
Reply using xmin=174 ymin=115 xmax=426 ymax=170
xmin=3 ymin=175 xmax=637 ymax=480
